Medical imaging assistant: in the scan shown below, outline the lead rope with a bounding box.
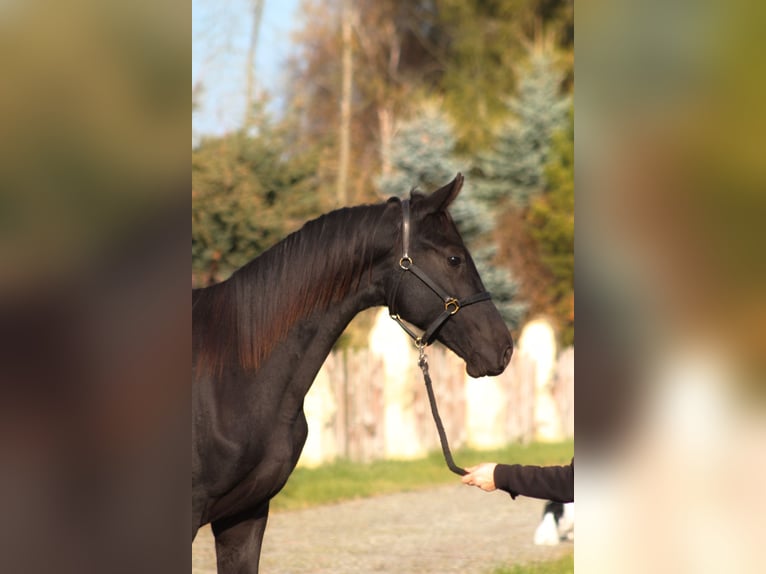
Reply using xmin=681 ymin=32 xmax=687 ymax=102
xmin=417 ymin=344 xmax=467 ymax=476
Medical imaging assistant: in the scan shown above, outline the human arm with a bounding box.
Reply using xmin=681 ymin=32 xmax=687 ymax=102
xmin=462 ymin=458 xmax=574 ymax=503
xmin=460 ymin=463 xmax=498 ymax=492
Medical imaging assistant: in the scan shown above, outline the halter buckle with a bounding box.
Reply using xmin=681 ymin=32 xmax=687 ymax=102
xmin=417 ymin=340 xmax=427 ymax=367
xmin=444 ymin=298 xmax=460 ymax=315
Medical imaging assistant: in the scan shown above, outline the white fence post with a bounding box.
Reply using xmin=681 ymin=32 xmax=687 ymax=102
xmin=300 ymin=311 xmax=574 ymax=466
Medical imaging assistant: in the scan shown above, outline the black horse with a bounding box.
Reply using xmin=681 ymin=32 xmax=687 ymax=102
xmin=192 ymin=174 xmax=513 ymax=573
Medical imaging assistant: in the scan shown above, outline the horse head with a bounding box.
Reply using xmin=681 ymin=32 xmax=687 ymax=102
xmin=387 ymin=174 xmax=513 ymax=377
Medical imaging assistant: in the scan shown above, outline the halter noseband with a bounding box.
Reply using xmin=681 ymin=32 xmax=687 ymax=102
xmin=388 ymin=199 xmax=492 ymax=347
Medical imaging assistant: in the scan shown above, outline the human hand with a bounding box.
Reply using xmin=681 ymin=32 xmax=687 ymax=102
xmin=461 ymin=463 xmax=498 ymax=492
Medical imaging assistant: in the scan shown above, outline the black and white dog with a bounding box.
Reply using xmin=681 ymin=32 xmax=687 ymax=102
xmin=534 ymin=501 xmax=575 ymax=545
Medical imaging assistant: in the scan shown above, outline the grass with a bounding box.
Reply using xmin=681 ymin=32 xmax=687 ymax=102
xmin=488 ymin=553 xmax=574 ymax=574
xmin=271 ymin=440 xmax=573 ymax=511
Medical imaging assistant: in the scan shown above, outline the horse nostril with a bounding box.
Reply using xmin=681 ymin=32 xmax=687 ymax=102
xmin=502 ymin=345 xmax=513 ymax=368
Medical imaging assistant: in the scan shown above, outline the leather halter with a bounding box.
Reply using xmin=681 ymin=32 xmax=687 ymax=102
xmin=388 ymin=199 xmax=492 ymax=347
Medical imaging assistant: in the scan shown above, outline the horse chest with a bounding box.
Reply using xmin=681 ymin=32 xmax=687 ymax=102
xmin=265 ymin=417 xmax=317 ymax=492
xmin=207 ymin=414 xmax=308 ymax=521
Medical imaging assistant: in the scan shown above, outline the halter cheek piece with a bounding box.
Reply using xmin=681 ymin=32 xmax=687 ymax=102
xmin=387 ymin=199 xmax=492 ymax=348
xmin=388 ymin=198 xmax=492 ymax=477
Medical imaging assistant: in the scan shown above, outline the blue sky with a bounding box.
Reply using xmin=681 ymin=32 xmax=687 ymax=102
xmin=193 ymin=0 xmax=300 ymax=136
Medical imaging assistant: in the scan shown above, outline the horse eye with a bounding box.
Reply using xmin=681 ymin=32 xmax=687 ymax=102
xmin=447 ymin=255 xmax=462 ymax=267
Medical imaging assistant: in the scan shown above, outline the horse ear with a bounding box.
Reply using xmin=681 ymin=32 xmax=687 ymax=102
xmin=416 ymin=173 xmax=464 ymax=213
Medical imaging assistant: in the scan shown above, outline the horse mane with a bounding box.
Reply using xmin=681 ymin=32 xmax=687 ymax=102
xmin=193 ymin=201 xmax=393 ymax=378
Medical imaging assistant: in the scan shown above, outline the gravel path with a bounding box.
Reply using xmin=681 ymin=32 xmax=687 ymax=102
xmin=192 ymin=484 xmax=573 ymax=573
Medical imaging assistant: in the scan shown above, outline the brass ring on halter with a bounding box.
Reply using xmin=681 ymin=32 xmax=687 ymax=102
xmin=445 ymin=298 xmax=460 ymax=315
xmin=399 ymin=256 xmax=413 ymax=270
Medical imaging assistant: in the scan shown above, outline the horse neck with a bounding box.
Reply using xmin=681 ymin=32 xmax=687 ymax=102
xmin=194 ymin=201 xmax=398 ymax=378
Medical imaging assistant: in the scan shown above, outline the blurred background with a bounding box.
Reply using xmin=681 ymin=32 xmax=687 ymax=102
xmin=0 ymin=1 xmax=189 ymax=572
xmin=192 ymin=0 xmax=575 ymax=347
xmin=576 ymin=0 xmax=766 ymax=572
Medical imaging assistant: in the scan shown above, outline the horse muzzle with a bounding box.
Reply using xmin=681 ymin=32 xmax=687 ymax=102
xmin=465 ymin=341 xmax=513 ymax=378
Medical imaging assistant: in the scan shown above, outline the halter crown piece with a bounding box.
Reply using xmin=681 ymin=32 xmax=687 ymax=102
xmin=388 ymin=198 xmax=492 ymax=348
xmin=387 ymin=198 xmax=493 ymax=477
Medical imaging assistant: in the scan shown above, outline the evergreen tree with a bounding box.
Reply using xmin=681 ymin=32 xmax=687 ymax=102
xmin=377 ymin=103 xmax=525 ymax=327
xmin=528 ymin=104 xmax=574 ymax=345
xmin=470 ymin=46 xmax=572 ymax=343
xmin=476 ymin=48 xmax=570 ymax=207
xmin=377 ymin=104 xmax=467 ymax=199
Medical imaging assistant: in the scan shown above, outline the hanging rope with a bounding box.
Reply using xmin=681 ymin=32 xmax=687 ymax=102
xmin=417 ymin=346 xmax=467 ymax=476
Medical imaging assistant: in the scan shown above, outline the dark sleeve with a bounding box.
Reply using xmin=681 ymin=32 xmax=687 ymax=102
xmin=493 ymin=458 xmax=573 ymax=503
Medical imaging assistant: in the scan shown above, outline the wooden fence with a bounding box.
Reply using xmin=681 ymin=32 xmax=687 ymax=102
xmin=299 ymin=315 xmax=574 ymax=466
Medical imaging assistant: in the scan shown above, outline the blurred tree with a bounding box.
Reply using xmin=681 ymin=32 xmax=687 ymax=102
xmin=436 ymin=0 xmax=523 ymax=155
xmin=529 ymin=104 xmax=574 ymax=345
xmin=192 ymin=106 xmax=320 ymax=286
xmin=336 ymin=0 xmax=354 ymax=206
xmin=377 ymin=103 xmax=466 ymax=196
xmin=475 ymin=42 xmax=570 ymax=207
xmin=192 ymin=82 xmax=203 ymax=112
xmin=437 ymin=0 xmax=573 ymax=154
xmin=492 ymin=104 xmax=573 ymax=345
xmin=286 ymin=0 xmax=573 ymax=200
xmin=286 ymin=0 xmax=348 ymax=206
xmin=288 ymin=0 xmax=450 ymax=205
xmin=472 ymin=41 xmax=572 ymax=343
xmin=244 ymin=0 xmax=265 ymax=129
xmin=378 ymin=103 xmax=525 ymax=327
xmin=192 ymin=0 xmax=574 ymax=337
